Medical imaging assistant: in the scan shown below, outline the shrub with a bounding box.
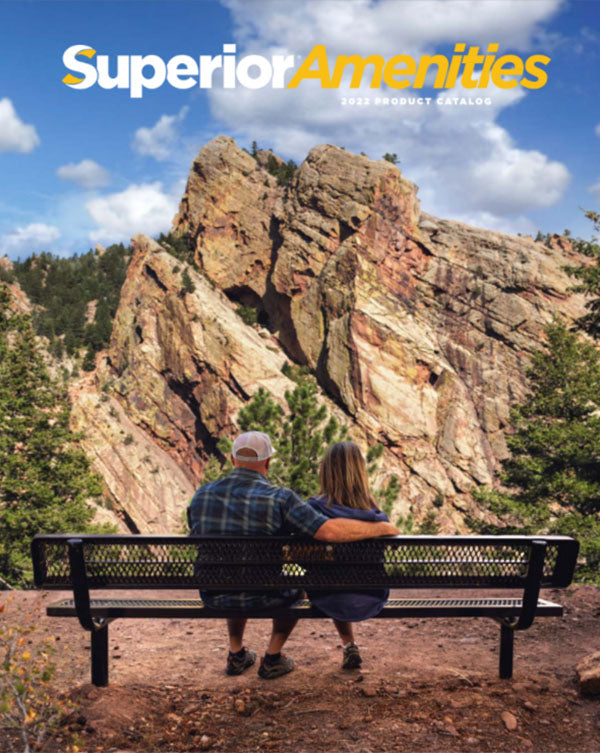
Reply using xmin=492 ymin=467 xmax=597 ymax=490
xmin=236 ymin=305 xmax=258 ymax=326
xmin=0 ymin=604 xmax=75 ymax=753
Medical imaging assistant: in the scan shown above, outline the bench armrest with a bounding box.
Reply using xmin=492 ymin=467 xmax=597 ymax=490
xmin=68 ymin=538 xmax=106 ymax=632
xmin=508 ymin=539 xmax=547 ymax=631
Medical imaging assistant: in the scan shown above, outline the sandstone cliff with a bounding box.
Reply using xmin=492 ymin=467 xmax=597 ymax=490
xmin=71 ymin=136 xmax=589 ymax=533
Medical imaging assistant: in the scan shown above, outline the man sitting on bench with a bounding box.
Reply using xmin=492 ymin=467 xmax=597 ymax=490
xmin=187 ymin=431 xmax=399 ymax=679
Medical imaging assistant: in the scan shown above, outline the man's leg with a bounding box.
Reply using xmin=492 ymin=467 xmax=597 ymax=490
xmin=257 ymin=616 xmax=298 ymax=678
xmin=225 ymin=618 xmax=256 ymax=675
xmin=227 ymin=617 xmax=247 ymax=652
xmin=266 ymin=616 xmax=298 ymax=655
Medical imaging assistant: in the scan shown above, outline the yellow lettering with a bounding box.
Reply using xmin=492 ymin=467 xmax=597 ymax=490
xmin=478 ymin=44 xmax=499 ymax=88
xmin=383 ymin=55 xmax=416 ymax=89
xmin=287 ymin=45 xmax=331 ymax=88
xmin=330 ymin=54 xmax=384 ymax=88
xmin=490 ymin=55 xmax=524 ymax=89
xmin=414 ymin=54 xmax=449 ymax=88
xmin=521 ymin=54 xmax=550 ymax=89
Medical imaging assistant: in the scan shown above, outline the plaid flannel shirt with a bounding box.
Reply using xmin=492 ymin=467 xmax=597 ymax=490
xmin=187 ymin=467 xmax=328 ymax=610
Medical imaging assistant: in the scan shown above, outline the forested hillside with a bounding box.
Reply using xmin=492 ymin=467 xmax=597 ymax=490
xmin=0 ymin=243 xmax=131 ymax=371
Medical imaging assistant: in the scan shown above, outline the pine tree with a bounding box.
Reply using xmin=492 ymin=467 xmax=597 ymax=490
xmin=250 ymin=377 xmax=347 ymax=498
xmin=469 ymin=319 xmax=600 ymax=582
xmin=564 ymin=210 xmax=600 ymax=337
xmin=201 ymin=372 xmax=405 ymax=508
xmin=0 ymin=285 xmax=110 ymax=586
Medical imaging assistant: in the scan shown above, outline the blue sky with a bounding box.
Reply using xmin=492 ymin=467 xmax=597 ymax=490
xmin=0 ymin=0 xmax=599 ymax=259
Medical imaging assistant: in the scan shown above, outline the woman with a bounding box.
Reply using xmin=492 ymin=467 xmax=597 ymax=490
xmin=307 ymin=441 xmax=390 ymax=670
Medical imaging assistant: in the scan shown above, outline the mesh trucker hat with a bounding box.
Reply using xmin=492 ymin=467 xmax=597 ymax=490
xmin=231 ymin=431 xmax=275 ymax=462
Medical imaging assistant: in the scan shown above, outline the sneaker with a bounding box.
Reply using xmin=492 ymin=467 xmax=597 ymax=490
xmin=257 ymin=654 xmax=295 ymax=679
xmin=226 ymin=648 xmax=256 ymax=676
xmin=342 ymin=643 xmax=362 ymax=670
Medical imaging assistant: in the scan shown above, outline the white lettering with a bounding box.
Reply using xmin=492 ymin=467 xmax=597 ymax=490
xmin=96 ymin=54 xmax=129 ymax=89
xmin=62 ymin=44 xmax=98 ymax=89
xmin=199 ymin=54 xmax=222 ymax=88
xmin=166 ymin=55 xmax=198 ymax=89
xmin=129 ymin=55 xmax=167 ymax=99
xmin=236 ymin=55 xmax=273 ymax=89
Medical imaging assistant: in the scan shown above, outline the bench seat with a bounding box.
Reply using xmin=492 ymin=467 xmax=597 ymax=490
xmin=46 ymin=596 xmax=564 ymax=620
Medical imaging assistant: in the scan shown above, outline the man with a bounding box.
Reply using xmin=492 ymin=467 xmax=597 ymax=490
xmin=187 ymin=431 xmax=399 ymax=679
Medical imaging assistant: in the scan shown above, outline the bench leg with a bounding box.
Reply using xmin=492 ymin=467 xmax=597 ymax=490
xmin=91 ymin=624 xmax=109 ymax=687
xmin=499 ymin=623 xmax=514 ymax=680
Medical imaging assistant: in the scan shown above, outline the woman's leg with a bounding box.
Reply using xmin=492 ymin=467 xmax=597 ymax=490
xmin=334 ymin=620 xmax=362 ymax=668
xmin=333 ymin=619 xmax=355 ymax=645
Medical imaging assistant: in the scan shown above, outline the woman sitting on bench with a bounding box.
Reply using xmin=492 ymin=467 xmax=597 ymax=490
xmin=307 ymin=441 xmax=390 ymax=669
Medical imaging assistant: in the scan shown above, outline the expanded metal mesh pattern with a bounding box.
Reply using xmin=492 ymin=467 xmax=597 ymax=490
xmin=32 ymin=535 xmax=569 ymax=590
xmin=52 ymin=597 xmax=530 ymax=609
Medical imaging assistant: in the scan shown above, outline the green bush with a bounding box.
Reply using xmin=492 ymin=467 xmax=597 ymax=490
xmin=468 ymin=319 xmax=600 ymax=583
xmin=236 ymin=304 xmax=258 ymax=326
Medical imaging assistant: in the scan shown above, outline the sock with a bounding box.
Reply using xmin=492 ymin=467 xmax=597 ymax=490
xmin=343 ymin=642 xmax=354 ymax=649
xmin=229 ymin=647 xmax=246 ymax=658
xmin=264 ymin=652 xmax=281 ymax=665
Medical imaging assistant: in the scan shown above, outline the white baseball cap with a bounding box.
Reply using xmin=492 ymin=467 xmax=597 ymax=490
xmin=232 ymin=431 xmax=275 ymax=462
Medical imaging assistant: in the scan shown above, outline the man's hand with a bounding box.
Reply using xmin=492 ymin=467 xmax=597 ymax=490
xmin=314 ymin=518 xmax=400 ymax=543
xmin=376 ymin=521 xmax=401 ymax=537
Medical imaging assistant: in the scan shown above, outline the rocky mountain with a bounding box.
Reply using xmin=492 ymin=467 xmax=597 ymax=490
xmin=70 ymin=136 xmax=589 ymax=533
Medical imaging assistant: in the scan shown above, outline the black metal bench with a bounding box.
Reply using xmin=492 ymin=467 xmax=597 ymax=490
xmin=31 ymin=534 xmax=578 ymax=687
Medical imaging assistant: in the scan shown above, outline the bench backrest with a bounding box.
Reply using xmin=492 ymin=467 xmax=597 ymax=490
xmin=32 ymin=534 xmax=578 ymax=591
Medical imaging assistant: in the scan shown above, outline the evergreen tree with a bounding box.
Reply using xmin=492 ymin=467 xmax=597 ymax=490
xmin=202 ymin=372 xmax=404 ymax=509
xmin=181 ymin=269 xmax=195 ymax=294
xmin=12 ymin=244 xmax=130 ymax=358
xmin=0 ymin=285 xmax=110 ymax=586
xmin=564 ymin=210 xmax=600 ymax=337
xmin=469 ymin=319 xmax=600 ymax=582
xmin=82 ymin=343 xmax=96 ymax=372
xmin=265 ymin=155 xmax=298 ymax=186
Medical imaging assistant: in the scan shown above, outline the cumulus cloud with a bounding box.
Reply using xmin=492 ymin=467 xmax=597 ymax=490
xmin=56 ymin=159 xmax=110 ymax=188
xmin=450 ymin=210 xmax=538 ymax=237
xmin=86 ymin=182 xmax=178 ymax=243
xmin=208 ymin=0 xmax=568 ymax=232
xmin=132 ymin=106 xmax=189 ymax=161
xmin=0 ymin=223 xmax=60 ymax=256
xmin=222 ymin=0 xmax=562 ymax=54
xmin=0 ymin=98 xmax=40 ymax=154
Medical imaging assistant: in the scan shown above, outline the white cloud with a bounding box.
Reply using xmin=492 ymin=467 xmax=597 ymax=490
xmin=451 ymin=210 xmax=538 ymax=237
xmin=132 ymin=106 xmax=189 ymax=161
xmin=86 ymin=182 xmax=178 ymax=243
xmin=222 ymin=0 xmax=563 ymax=54
xmin=210 ymin=0 xmax=569 ymax=227
xmin=0 ymin=223 xmax=60 ymax=256
xmin=56 ymin=159 xmax=110 ymax=188
xmin=595 ymin=124 xmax=600 ymax=137
xmin=0 ymin=98 xmax=40 ymax=154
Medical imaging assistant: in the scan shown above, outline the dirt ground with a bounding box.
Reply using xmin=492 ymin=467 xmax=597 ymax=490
xmin=1 ymin=585 xmax=599 ymax=753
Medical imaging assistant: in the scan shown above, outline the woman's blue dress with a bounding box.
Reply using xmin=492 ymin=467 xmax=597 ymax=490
xmin=306 ymin=496 xmax=390 ymax=622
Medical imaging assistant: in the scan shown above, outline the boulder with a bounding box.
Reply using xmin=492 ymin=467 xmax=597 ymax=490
xmin=576 ymin=651 xmax=600 ymax=695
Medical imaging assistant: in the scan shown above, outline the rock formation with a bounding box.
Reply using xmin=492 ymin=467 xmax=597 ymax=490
xmin=576 ymin=651 xmax=600 ymax=694
xmin=71 ymin=136 xmax=590 ymax=533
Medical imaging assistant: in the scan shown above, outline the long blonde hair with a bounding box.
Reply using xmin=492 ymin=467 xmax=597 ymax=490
xmin=319 ymin=442 xmax=377 ymax=510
